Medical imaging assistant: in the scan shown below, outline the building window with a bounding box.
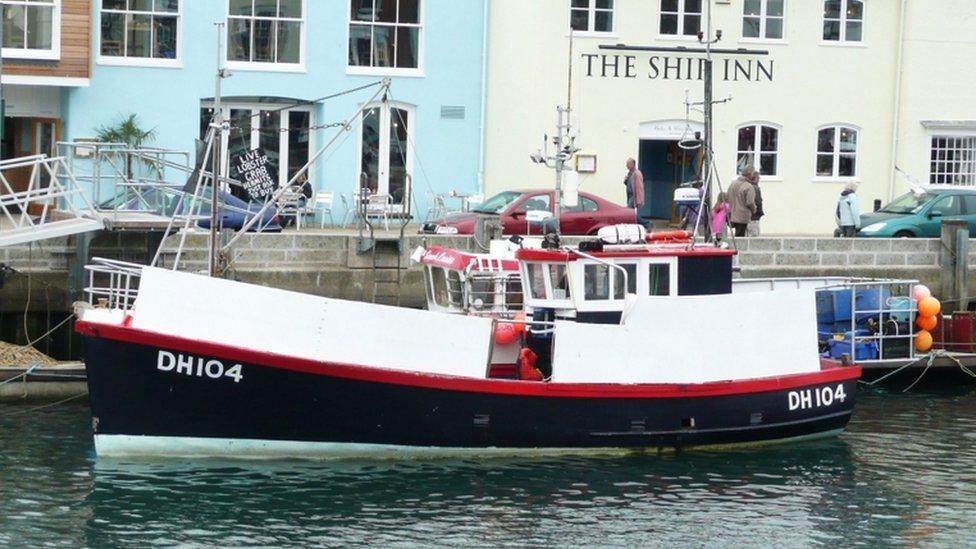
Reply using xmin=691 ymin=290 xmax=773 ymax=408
xmin=816 ymin=125 xmax=858 ymax=179
xmin=1 ymin=0 xmax=59 ymax=60
xmin=659 ymin=0 xmax=701 ymax=37
xmin=823 ymin=0 xmax=862 ymax=43
xmin=100 ymin=0 xmax=179 ymax=63
xmin=570 ymin=0 xmax=613 ymax=34
xmin=737 ymin=124 xmax=779 ymax=177
xmin=743 ymin=0 xmax=784 ymax=40
xmin=200 ymin=102 xmax=313 ymax=190
xmin=227 ymin=0 xmax=304 ymax=66
xmin=360 ymin=103 xmax=413 ymax=204
xmin=930 ymin=136 xmax=976 ymax=186
xmin=349 ymin=0 xmax=422 ymax=71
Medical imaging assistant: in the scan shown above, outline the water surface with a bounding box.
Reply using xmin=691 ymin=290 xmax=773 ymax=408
xmin=1 ymin=389 xmax=974 ymax=547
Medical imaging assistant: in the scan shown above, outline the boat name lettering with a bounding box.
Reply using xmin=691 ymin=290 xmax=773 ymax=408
xmin=788 ymin=385 xmax=847 ymax=411
xmin=156 ymin=351 xmax=243 ymax=383
xmin=423 ymin=250 xmax=460 ymax=267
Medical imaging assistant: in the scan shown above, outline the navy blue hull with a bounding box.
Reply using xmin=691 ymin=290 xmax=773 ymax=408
xmin=82 ymin=332 xmax=859 ymax=454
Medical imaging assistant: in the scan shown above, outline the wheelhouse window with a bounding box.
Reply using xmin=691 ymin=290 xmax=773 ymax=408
xmin=822 ymin=0 xmax=862 ymax=43
xmin=659 ymin=0 xmax=701 ymax=37
xmin=429 ymin=267 xmax=448 ymax=306
xmin=570 ymin=0 xmax=613 ymax=34
xmin=742 ymin=0 xmax=784 ymax=40
xmin=737 ymin=124 xmax=779 ymax=176
xmin=816 ymin=125 xmax=858 ymax=179
xmin=550 ymin=264 xmax=570 ymax=300
xmin=649 ymin=263 xmax=670 ymax=296
xmin=584 ymin=264 xmax=611 ymax=301
xmin=2 ymin=0 xmax=59 ymax=60
xmin=613 ymin=263 xmax=637 ymax=299
xmin=930 ymin=136 xmax=976 ymax=186
xmin=349 ymin=0 xmax=422 ymax=71
xmin=526 ymin=263 xmax=548 ymax=300
xmin=200 ymin=102 xmax=313 ymax=191
xmin=227 ymin=0 xmax=304 ymax=66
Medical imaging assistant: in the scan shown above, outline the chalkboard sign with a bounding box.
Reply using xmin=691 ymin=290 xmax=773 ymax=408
xmin=232 ymin=148 xmax=276 ymax=200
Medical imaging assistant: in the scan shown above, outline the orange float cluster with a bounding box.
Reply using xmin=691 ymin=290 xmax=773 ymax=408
xmin=912 ymin=285 xmax=941 ymax=353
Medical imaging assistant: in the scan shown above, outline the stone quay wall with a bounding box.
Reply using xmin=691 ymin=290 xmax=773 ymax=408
xmin=1 ymin=232 xmax=974 ymax=311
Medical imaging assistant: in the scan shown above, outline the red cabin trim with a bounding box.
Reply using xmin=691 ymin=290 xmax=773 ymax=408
xmin=516 ymin=247 xmax=737 ymax=262
xmin=77 ymin=321 xmax=861 ymax=400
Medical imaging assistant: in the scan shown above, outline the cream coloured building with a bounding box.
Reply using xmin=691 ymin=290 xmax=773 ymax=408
xmin=481 ymin=0 xmax=976 ymax=235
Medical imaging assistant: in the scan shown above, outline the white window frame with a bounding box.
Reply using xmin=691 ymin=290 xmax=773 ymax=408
xmin=645 ymin=259 xmax=677 ymax=297
xmin=355 ymin=101 xmax=416 ymax=200
xmin=1 ymin=0 xmax=61 ymax=61
xmin=568 ymin=0 xmax=615 ymax=36
xmin=736 ymin=122 xmax=781 ymax=180
xmin=202 ymin=101 xmax=316 ymax=188
xmin=814 ymin=124 xmax=860 ymax=182
xmin=928 ymin=132 xmax=976 ymax=187
xmin=741 ymin=0 xmax=786 ymax=43
xmin=658 ymin=0 xmax=702 ymax=39
xmin=346 ymin=0 xmax=424 ymax=77
xmin=821 ymin=0 xmax=864 ymax=45
xmin=96 ymin=0 xmax=182 ymax=68
xmin=225 ymin=0 xmax=306 ymax=73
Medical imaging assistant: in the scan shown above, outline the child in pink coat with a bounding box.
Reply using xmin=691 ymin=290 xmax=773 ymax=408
xmin=711 ymin=192 xmax=730 ymax=242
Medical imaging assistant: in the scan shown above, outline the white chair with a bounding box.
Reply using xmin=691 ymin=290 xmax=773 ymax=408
xmin=339 ymin=193 xmax=360 ymax=227
xmin=277 ymin=186 xmax=304 ymax=230
xmin=309 ymin=191 xmax=335 ymax=228
xmin=366 ymin=193 xmax=392 ymax=230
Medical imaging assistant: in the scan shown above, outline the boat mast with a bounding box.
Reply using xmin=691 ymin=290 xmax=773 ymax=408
xmin=533 ymin=31 xmax=579 ymax=235
xmin=210 ymin=22 xmax=230 ymax=277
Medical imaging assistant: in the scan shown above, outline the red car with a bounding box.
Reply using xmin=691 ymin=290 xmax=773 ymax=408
xmin=422 ymin=190 xmax=637 ymax=235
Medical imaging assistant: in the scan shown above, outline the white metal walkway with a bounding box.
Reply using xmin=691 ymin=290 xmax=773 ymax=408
xmin=0 ymin=155 xmax=104 ymax=248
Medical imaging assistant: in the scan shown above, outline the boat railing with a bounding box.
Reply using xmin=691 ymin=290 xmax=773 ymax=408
xmin=84 ymin=257 xmax=145 ymax=312
xmin=815 ymin=278 xmax=922 ymax=363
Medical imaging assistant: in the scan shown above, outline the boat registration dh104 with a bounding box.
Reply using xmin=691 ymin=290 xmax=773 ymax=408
xmin=157 ymin=350 xmax=244 ymax=383
xmin=789 ymin=384 xmax=848 ymax=411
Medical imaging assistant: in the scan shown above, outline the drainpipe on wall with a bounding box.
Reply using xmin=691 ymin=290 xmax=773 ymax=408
xmin=476 ymin=0 xmax=490 ymax=196
xmin=887 ymin=0 xmax=908 ymax=202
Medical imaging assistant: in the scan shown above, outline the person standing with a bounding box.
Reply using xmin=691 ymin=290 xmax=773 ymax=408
xmin=710 ymin=191 xmax=731 ymax=243
xmin=747 ymin=175 xmax=764 ymax=236
xmin=728 ymin=166 xmax=758 ymax=237
xmin=836 ymin=183 xmax=861 ymax=237
xmin=624 ymin=158 xmax=645 ymax=212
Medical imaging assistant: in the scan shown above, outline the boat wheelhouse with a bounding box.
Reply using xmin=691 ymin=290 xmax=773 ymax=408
xmin=415 ymin=245 xmax=523 ymax=318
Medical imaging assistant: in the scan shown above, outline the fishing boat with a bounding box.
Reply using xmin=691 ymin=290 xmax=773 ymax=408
xmin=75 ymin=231 xmax=860 ymax=459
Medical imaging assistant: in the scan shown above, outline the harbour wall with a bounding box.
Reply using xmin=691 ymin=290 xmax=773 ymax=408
xmin=1 ymin=234 xmax=974 ymax=313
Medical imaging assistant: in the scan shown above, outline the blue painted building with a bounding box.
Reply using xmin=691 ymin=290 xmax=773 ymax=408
xmin=61 ymin=0 xmax=487 ymax=221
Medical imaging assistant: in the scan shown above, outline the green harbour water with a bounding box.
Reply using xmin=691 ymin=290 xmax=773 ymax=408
xmin=1 ymin=388 xmax=975 ymax=547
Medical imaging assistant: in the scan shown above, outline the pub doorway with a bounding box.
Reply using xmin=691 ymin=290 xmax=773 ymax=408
xmin=637 ymin=139 xmax=699 ymax=224
xmin=1 ymin=116 xmax=60 ymax=193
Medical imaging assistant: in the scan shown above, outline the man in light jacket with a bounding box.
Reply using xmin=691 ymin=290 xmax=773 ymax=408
xmin=728 ymin=166 xmax=758 ymax=237
xmin=836 ymin=183 xmax=861 ymax=237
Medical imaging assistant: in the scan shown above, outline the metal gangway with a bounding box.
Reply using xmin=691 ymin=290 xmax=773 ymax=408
xmin=0 ymin=154 xmax=104 ymax=247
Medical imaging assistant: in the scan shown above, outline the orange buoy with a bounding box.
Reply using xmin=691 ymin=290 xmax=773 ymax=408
xmin=915 ymin=330 xmax=933 ymax=353
xmin=646 ymin=230 xmax=692 ymax=242
xmin=494 ymin=323 xmax=518 ymax=346
xmin=918 ymin=297 xmax=941 ymax=318
xmin=916 ymin=314 xmax=938 ymax=331
xmin=512 ymin=312 xmax=527 ymax=334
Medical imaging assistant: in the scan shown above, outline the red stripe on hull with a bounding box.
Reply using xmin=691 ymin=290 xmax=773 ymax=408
xmin=76 ymin=321 xmax=861 ymax=399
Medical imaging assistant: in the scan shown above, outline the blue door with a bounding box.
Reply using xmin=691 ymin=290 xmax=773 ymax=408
xmin=638 ymin=140 xmax=674 ymax=221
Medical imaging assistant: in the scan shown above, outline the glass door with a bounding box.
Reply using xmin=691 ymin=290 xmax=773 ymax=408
xmin=360 ymin=104 xmax=412 ymax=206
xmin=33 ymin=119 xmax=58 ymax=189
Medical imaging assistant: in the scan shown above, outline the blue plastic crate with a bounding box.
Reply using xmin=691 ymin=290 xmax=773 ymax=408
xmin=828 ymin=337 xmax=879 ymax=361
xmin=831 ymin=289 xmax=854 ymax=323
xmin=854 ymin=287 xmax=892 ymax=322
xmin=815 ymin=290 xmax=835 ymax=324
